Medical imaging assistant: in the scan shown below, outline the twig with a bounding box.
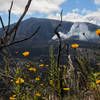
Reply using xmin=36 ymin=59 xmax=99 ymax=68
xmin=8 ymin=0 xmax=32 ymax=36
xmin=7 ymin=0 xmax=13 ymax=33
xmin=0 ymin=16 xmax=7 ymax=34
xmin=12 ymin=27 xmax=18 ymax=42
xmin=55 ymin=10 xmax=63 ymax=68
xmin=54 ymin=10 xmax=63 ymax=100
xmin=9 ymin=26 xmax=40 ymax=45
xmin=0 ymin=26 xmax=40 ymax=49
xmin=0 ymin=0 xmax=33 ymax=50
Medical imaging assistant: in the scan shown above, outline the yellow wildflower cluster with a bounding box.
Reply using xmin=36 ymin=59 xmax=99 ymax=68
xmin=39 ymin=64 xmax=44 ymax=67
xmin=90 ymin=83 xmax=96 ymax=89
xmin=96 ymin=80 xmax=100 ymax=84
xmin=16 ymin=51 xmax=19 ymax=54
xmin=9 ymin=97 xmax=15 ymax=100
xmin=35 ymin=77 xmax=40 ymax=81
xmin=49 ymin=80 xmax=53 ymax=85
xmin=96 ymin=29 xmax=100 ymax=35
xmin=35 ymin=93 xmax=41 ymax=96
xmin=22 ymin=51 xmax=30 ymax=56
xmin=9 ymin=95 xmax=16 ymax=100
xmin=40 ymin=84 xmax=44 ymax=86
xmin=16 ymin=78 xmax=24 ymax=84
xmin=63 ymin=88 xmax=70 ymax=91
xmin=10 ymin=80 xmax=14 ymax=82
xmin=77 ymin=71 xmax=81 ymax=75
xmin=45 ymin=65 xmax=49 ymax=67
xmin=25 ymin=64 xmax=30 ymax=68
xmin=29 ymin=68 xmax=36 ymax=72
xmin=72 ymin=44 xmax=79 ymax=48
xmin=64 ymin=65 xmax=66 ymax=69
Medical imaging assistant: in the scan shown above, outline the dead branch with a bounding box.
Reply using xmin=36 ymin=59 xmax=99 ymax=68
xmin=55 ymin=10 xmax=63 ymax=68
xmin=12 ymin=27 xmax=18 ymax=42
xmin=0 ymin=26 xmax=40 ymax=49
xmin=0 ymin=0 xmax=32 ymax=45
xmin=8 ymin=0 xmax=32 ymax=36
xmin=0 ymin=16 xmax=7 ymax=35
xmin=7 ymin=0 xmax=13 ymax=33
xmin=54 ymin=10 xmax=64 ymax=99
xmin=0 ymin=0 xmax=40 ymax=51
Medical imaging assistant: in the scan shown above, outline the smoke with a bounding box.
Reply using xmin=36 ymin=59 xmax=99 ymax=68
xmin=52 ymin=22 xmax=98 ymax=43
xmin=67 ymin=22 xmax=97 ymax=41
xmin=52 ymin=31 xmax=67 ymax=40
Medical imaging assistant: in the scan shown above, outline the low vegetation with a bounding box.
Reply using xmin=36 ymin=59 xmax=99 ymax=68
xmin=0 ymin=0 xmax=100 ymax=100
xmin=0 ymin=30 xmax=100 ymax=100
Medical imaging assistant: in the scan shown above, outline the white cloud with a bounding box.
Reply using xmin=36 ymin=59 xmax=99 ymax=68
xmin=63 ymin=13 xmax=85 ymax=22
xmin=47 ymin=13 xmax=61 ymax=20
xmin=52 ymin=32 xmax=67 ymax=40
xmin=72 ymin=8 xmax=80 ymax=13
xmin=94 ymin=0 xmax=100 ymax=5
xmin=81 ymin=9 xmax=92 ymax=14
xmin=0 ymin=13 xmax=2 ymax=16
xmin=47 ymin=9 xmax=100 ymax=26
xmin=48 ymin=12 xmax=86 ymax=22
xmin=0 ymin=0 xmax=66 ymax=15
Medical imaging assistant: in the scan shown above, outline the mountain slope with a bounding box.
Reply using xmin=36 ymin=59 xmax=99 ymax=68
xmin=0 ymin=17 xmax=100 ymax=56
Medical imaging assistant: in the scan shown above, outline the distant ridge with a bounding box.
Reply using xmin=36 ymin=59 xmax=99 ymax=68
xmin=0 ymin=17 xmax=100 ymax=56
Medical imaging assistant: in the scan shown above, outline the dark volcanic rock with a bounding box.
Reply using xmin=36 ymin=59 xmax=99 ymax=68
xmin=0 ymin=17 xmax=100 ymax=57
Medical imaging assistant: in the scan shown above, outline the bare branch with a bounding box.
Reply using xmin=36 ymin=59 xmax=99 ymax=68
xmin=54 ymin=10 xmax=63 ymax=99
xmin=10 ymin=26 xmax=40 ymax=45
xmin=7 ymin=0 xmax=13 ymax=33
xmin=8 ymin=0 xmax=32 ymax=36
xmin=55 ymin=10 xmax=63 ymax=68
xmin=0 ymin=16 xmax=7 ymax=34
xmin=0 ymin=26 xmax=40 ymax=49
xmin=60 ymin=10 xmax=63 ymax=23
xmin=0 ymin=0 xmax=32 ymax=48
xmin=0 ymin=0 xmax=41 ymax=51
xmin=12 ymin=27 xmax=18 ymax=42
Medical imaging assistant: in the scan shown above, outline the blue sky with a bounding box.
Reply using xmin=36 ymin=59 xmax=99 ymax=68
xmin=61 ymin=0 xmax=97 ymax=13
xmin=0 ymin=0 xmax=100 ymax=27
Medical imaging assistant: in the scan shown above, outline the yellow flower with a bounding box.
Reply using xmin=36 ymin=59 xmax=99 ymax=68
xmin=45 ymin=65 xmax=49 ymax=67
xmin=40 ymin=84 xmax=44 ymax=86
xmin=72 ymin=44 xmax=79 ymax=48
xmin=12 ymin=95 xmax=16 ymax=98
xmin=22 ymin=51 xmax=30 ymax=56
xmin=96 ymin=80 xmax=100 ymax=84
xmin=35 ymin=93 xmax=41 ymax=97
xmin=16 ymin=78 xmax=24 ymax=84
xmin=16 ymin=51 xmax=19 ymax=54
xmin=63 ymin=65 xmax=66 ymax=69
xmin=9 ymin=97 xmax=16 ymax=100
xmin=96 ymin=29 xmax=100 ymax=35
xmin=25 ymin=64 xmax=30 ymax=68
xmin=10 ymin=80 xmax=13 ymax=82
xmin=39 ymin=64 xmax=44 ymax=67
xmin=63 ymin=88 xmax=70 ymax=91
xmin=90 ymin=83 xmax=96 ymax=89
xmin=77 ymin=71 xmax=81 ymax=75
xmin=35 ymin=77 xmax=40 ymax=81
xmin=29 ymin=68 xmax=36 ymax=72
xmin=49 ymin=80 xmax=53 ymax=85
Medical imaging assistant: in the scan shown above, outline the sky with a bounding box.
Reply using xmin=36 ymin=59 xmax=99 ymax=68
xmin=0 ymin=0 xmax=100 ymax=27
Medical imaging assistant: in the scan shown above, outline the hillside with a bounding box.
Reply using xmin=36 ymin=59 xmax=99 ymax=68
xmin=0 ymin=17 xmax=100 ymax=57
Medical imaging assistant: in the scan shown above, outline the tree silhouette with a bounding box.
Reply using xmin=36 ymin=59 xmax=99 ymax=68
xmin=0 ymin=0 xmax=40 ymax=50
